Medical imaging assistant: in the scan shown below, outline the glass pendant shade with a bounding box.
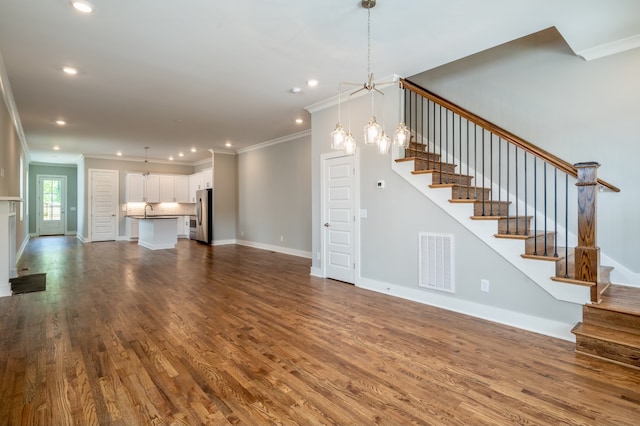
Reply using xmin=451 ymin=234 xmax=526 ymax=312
xmin=377 ymin=132 xmax=392 ymax=154
xmin=331 ymin=123 xmax=347 ymax=150
xmin=393 ymin=122 xmax=411 ymax=148
xmin=344 ymin=133 xmax=357 ymax=155
xmin=363 ymin=116 xmax=382 ymax=145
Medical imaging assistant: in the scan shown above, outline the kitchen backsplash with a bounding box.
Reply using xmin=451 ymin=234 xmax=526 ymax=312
xmin=126 ymin=203 xmax=195 ymax=216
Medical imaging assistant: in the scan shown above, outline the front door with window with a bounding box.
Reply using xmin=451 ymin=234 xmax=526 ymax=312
xmin=38 ymin=175 xmax=66 ymax=236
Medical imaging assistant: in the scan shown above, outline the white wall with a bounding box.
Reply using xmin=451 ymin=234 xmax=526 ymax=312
xmin=213 ymin=153 xmax=237 ymax=243
xmin=237 ymin=133 xmax=311 ymax=257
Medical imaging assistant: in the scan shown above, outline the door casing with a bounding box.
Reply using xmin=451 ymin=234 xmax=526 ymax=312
xmin=320 ymin=151 xmax=360 ymax=284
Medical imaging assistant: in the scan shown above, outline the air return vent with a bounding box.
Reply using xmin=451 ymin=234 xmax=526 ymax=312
xmin=419 ymin=232 xmax=455 ymax=293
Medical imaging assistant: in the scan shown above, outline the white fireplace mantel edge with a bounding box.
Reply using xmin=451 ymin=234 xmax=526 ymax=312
xmin=1 ymin=198 xmax=22 ymax=298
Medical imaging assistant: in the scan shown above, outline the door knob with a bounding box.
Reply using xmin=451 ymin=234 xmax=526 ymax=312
xmin=324 ymin=223 xmax=330 ymax=227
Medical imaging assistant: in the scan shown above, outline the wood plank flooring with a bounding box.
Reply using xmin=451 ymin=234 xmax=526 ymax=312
xmin=1 ymin=236 xmax=639 ymax=425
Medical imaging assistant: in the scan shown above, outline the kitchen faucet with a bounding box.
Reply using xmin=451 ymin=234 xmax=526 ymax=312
xmin=144 ymin=203 xmax=153 ymax=218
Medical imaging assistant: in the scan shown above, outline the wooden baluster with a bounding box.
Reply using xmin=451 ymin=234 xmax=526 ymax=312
xmin=574 ymin=162 xmax=601 ymax=302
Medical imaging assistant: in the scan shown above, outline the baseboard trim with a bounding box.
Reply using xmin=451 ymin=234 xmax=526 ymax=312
xmin=213 ymin=239 xmax=237 ymax=246
xmin=16 ymin=234 xmax=30 ymax=262
xmin=357 ymin=277 xmax=576 ymax=342
xmin=235 ymin=240 xmax=312 ymax=259
xmin=310 ymin=266 xmax=323 ymax=277
xmin=0 ymin=282 xmax=10 ymax=298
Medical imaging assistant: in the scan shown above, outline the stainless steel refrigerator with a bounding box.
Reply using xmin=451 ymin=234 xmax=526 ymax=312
xmin=195 ymin=188 xmax=213 ymax=244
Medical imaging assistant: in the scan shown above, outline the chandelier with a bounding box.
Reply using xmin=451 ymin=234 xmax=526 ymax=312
xmin=330 ymin=0 xmax=411 ymax=155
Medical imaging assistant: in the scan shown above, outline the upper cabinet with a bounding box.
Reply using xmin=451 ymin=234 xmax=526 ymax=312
xmin=189 ymin=173 xmax=204 ymax=202
xmin=158 ymin=175 xmax=174 ymax=202
xmin=202 ymin=169 xmax=213 ymax=189
xmin=145 ymin=175 xmax=160 ymax=203
xmin=126 ymin=172 xmax=203 ymax=204
xmin=174 ymin=175 xmax=190 ymax=203
xmin=188 ymin=169 xmax=212 ymax=202
xmin=126 ymin=173 xmax=145 ymax=202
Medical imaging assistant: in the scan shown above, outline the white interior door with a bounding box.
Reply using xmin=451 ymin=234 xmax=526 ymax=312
xmin=37 ymin=175 xmax=66 ymax=236
xmin=323 ymin=155 xmax=355 ymax=284
xmin=90 ymin=169 xmax=118 ymax=242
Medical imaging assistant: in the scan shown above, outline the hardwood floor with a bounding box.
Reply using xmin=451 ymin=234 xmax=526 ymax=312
xmin=1 ymin=237 xmax=639 ymax=425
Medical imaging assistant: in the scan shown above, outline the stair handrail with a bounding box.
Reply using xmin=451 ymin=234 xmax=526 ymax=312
xmin=400 ymin=78 xmax=620 ymax=193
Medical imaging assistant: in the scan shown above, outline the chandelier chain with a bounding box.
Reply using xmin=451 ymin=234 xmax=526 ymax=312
xmin=367 ymin=5 xmax=371 ymax=81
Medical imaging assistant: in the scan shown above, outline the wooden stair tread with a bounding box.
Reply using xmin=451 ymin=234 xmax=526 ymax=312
xmin=551 ymin=276 xmax=595 ymax=287
xmin=595 ymin=284 xmax=640 ymax=316
xmin=521 ymin=253 xmax=563 ymax=262
xmin=430 ymin=183 xmax=457 ymax=188
xmin=572 ymin=323 xmax=640 ymax=348
xmin=494 ymin=231 xmax=549 ymax=240
xmin=431 ymin=171 xmax=471 ymax=178
xmin=522 ymin=245 xmax=569 ymax=259
xmin=449 ymin=199 xmax=511 ymax=204
xmin=472 ymin=215 xmax=532 ymax=220
xmin=411 ymin=167 xmax=456 ymax=175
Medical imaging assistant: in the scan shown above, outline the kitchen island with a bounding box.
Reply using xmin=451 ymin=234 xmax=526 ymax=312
xmin=136 ymin=216 xmax=178 ymax=250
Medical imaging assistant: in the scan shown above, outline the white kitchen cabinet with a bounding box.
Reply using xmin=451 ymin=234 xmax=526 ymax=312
xmin=188 ymin=170 xmax=212 ymax=203
xmin=189 ymin=172 xmax=203 ymax=203
xmin=126 ymin=217 xmax=139 ymax=240
xmin=174 ymin=175 xmax=189 ymax=203
xmin=176 ymin=215 xmax=190 ymax=238
xmin=145 ymin=175 xmax=160 ymax=203
xmin=126 ymin=174 xmax=145 ymax=202
xmin=158 ymin=175 xmax=175 ymax=202
xmin=202 ymin=169 xmax=213 ymax=189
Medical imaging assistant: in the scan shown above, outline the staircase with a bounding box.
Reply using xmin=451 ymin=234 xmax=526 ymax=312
xmin=573 ymin=285 xmax=640 ymax=369
xmin=395 ymin=78 xmax=640 ymax=369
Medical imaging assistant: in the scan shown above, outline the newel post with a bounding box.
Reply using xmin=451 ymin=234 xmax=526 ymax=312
xmin=574 ymin=162 xmax=601 ymax=299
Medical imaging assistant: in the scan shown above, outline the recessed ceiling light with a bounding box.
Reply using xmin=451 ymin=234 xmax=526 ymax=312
xmin=307 ymin=79 xmax=319 ymax=87
xmin=290 ymin=87 xmax=302 ymax=94
xmin=225 ymin=142 xmax=232 ymax=148
xmin=116 ymin=152 xmax=122 ymax=156
xmin=56 ymin=120 xmax=66 ymax=126
xmin=62 ymin=66 xmax=78 ymax=75
xmin=53 ymin=146 xmax=60 ymax=151
xmin=295 ymin=118 xmax=303 ymax=124
xmin=70 ymin=1 xmax=94 ymax=13
xmin=169 ymin=156 xmax=174 ymax=161
xmin=178 ymin=152 xmax=184 ymax=157
xmin=191 ymin=147 xmax=197 ymax=152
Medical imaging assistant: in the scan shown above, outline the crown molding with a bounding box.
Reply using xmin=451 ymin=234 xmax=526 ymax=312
xmin=576 ymin=34 xmax=640 ymax=61
xmin=235 ymin=129 xmax=311 ymax=154
xmin=0 ymin=52 xmax=30 ymax=163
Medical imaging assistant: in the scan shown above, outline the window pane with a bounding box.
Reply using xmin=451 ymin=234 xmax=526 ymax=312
xmin=42 ymin=179 xmax=62 ymax=222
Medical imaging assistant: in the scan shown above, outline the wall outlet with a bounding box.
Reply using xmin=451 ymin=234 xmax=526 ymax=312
xmin=280 ymin=235 xmax=284 ymax=242
xmin=0 ymin=168 xmax=4 ymax=178
xmin=240 ymin=231 xmax=244 ymax=237
xmin=481 ymin=279 xmax=490 ymax=292
xmin=316 ymin=251 xmax=321 ymax=260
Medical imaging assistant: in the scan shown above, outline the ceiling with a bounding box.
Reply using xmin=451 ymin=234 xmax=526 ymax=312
xmin=1 ymin=0 xmax=638 ymax=165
